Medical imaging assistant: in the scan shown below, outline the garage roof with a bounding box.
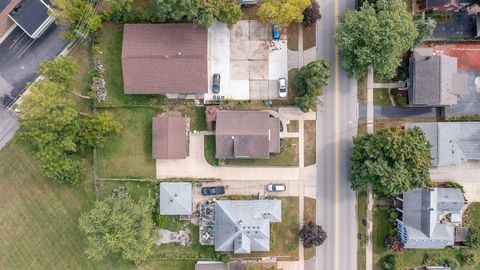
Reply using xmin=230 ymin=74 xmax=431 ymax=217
xmin=152 ymin=116 xmax=186 ymax=159
xmin=8 ymin=0 xmax=53 ymax=38
xmin=121 ymin=24 xmax=208 ymax=95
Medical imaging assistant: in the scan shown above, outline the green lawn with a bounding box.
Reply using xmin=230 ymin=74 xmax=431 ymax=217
xmin=304 ymin=120 xmax=316 ymax=166
xmin=96 ymin=23 xmax=164 ymax=107
xmin=70 ymin=44 xmax=93 ymax=114
xmin=96 ymin=108 xmax=160 ymax=179
xmin=287 ymin=120 xmax=299 ymax=132
xmin=287 ymin=24 xmax=299 ymax=51
xmin=357 ymin=192 xmax=367 ymax=270
xmin=373 ymin=89 xmax=392 ymax=106
xmin=303 ymin=25 xmax=316 ymax=50
xmin=97 ymin=180 xmax=156 ymax=202
xmin=224 ymin=138 xmax=299 ymax=166
xmin=373 ymin=204 xmax=480 ymax=270
xmin=358 ymin=75 xmax=367 ymax=104
xmin=204 ymin=135 xmax=218 ymax=166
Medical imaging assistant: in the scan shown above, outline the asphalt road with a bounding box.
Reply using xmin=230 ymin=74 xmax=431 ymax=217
xmin=358 ymin=104 xmax=441 ymax=119
xmin=315 ymin=0 xmax=358 ymax=269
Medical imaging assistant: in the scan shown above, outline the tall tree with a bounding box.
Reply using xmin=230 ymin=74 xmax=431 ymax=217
xmin=302 ymin=0 xmax=321 ymax=27
xmin=349 ymin=127 xmax=432 ymax=197
xmin=335 ymin=0 xmax=417 ymax=79
xmin=299 ymin=221 xmax=327 ymax=248
xmin=38 ymin=56 xmax=79 ymax=88
xmin=78 ymin=192 xmax=154 ymax=264
xmin=257 ymin=0 xmax=311 ymax=29
xmin=414 ymin=18 xmax=436 ymax=46
xmin=214 ymin=0 xmax=242 ymax=28
xmin=293 ymin=60 xmax=330 ymax=112
xmin=50 ymin=0 xmax=102 ymax=40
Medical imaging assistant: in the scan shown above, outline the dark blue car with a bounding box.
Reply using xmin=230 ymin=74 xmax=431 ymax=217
xmin=201 ymin=186 xmax=225 ymax=196
xmin=272 ymin=24 xmax=280 ymax=40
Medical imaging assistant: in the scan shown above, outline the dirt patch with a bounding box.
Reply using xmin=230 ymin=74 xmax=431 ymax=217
xmin=303 ymin=25 xmax=316 ymax=50
xmin=242 ymin=5 xmax=259 ymax=20
xmin=304 ymin=120 xmax=316 ymax=166
xmin=287 ymin=24 xmax=299 ymax=51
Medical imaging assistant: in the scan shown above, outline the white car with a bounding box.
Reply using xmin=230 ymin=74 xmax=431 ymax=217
xmin=267 ymin=183 xmax=286 ymax=192
xmin=278 ymin=78 xmax=287 ymax=98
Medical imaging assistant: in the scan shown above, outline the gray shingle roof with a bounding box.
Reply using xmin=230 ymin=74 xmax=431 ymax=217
xmin=159 ymin=182 xmax=192 ymax=215
xmin=399 ymin=187 xmax=465 ymax=249
xmin=8 ymin=0 xmax=53 ymax=38
xmin=406 ymin=122 xmax=480 ymax=167
xmin=214 ymin=200 xmax=281 ymax=253
xmin=408 ymin=48 xmax=464 ymax=106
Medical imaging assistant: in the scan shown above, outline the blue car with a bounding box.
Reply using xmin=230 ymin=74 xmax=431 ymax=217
xmin=272 ymin=24 xmax=280 ymax=40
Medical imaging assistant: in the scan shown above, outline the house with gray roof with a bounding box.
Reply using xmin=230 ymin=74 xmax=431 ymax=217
xmin=396 ymin=187 xmax=465 ymax=249
xmin=214 ymin=200 xmax=281 ymax=253
xmin=406 ymin=121 xmax=480 ymax=167
xmin=159 ymin=182 xmax=192 ymax=215
xmin=215 ymin=111 xmax=280 ymax=159
xmin=408 ymin=48 xmax=467 ymax=107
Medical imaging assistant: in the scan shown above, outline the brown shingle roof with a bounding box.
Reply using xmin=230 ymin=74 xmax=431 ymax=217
xmin=152 ymin=116 xmax=186 ymax=159
xmin=122 ymin=24 xmax=208 ymax=94
xmin=215 ymin=111 xmax=280 ymax=159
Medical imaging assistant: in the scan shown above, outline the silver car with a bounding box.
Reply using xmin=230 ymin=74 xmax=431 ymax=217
xmin=278 ymin=78 xmax=287 ymax=98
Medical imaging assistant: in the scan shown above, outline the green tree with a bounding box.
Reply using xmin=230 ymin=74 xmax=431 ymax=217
xmin=50 ymin=0 xmax=102 ymax=40
xmin=335 ymin=0 xmax=417 ymax=79
xmin=78 ymin=111 xmax=122 ymax=149
xmin=298 ymin=221 xmax=327 ymax=248
xmin=38 ymin=56 xmax=79 ymax=88
xmin=293 ymin=60 xmax=330 ymax=112
xmin=465 ymin=227 xmax=480 ymax=248
xmin=302 ymin=0 xmax=321 ymax=27
xmin=382 ymin=254 xmax=397 ymax=270
xmin=349 ymin=127 xmax=432 ymax=196
xmin=257 ymin=0 xmax=311 ymax=29
xmin=215 ymin=0 xmax=242 ymax=28
xmin=414 ymin=18 xmax=436 ymax=46
xmin=78 ymin=192 xmax=154 ymax=264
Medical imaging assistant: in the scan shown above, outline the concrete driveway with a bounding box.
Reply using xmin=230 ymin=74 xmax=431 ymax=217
xmin=430 ymin=162 xmax=480 ymax=202
xmin=156 ymin=133 xmax=299 ymax=181
xmin=206 ymin=21 xmax=287 ymax=101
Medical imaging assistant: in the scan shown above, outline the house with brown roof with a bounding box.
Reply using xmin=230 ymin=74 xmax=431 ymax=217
xmin=121 ymin=24 xmax=208 ymax=98
xmin=152 ymin=116 xmax=187 ymax=159
xmin=215 ymin=111 xmax=280 ymax=159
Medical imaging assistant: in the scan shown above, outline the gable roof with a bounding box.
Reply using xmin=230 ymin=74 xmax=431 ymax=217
xmin=398 ymin=187 xmax=464 ymax=249
xmin=215 ymin=111 xmax=280 ymax=159
xmin=8 ymin=0 xmax=53 ymax=38
xmin=406 ymin=122 xmax=480 ymax=167
xmin=214 ymin=200 xmax=281 ymax=253
xmin=408 ymin=48 xmax=464 ymax=106
xmin=121 ymin=24 xmax=208 ymax=95
xmin=152 ymin=116 xmax=186 ymax=159
xmin=426 ymin=0 xmax=459 ymax=9
xmin=159 ymin=182 xmax=192 ymax=215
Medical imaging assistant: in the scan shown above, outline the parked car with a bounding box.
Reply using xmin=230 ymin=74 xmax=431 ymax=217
xmin=272 ymin=24 xmax=280 ymax=40
xmin=201 ymin=186 xmax=225 ymax=196
xmin=212 ymin=73 xmax=221 ymax=93
xmin=267 ymin=184 xmax=286 ymax=192
xmin=278 ymin=78 xmax=287 ymax=98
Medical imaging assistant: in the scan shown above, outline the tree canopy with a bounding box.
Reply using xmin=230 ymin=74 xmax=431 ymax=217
xmin=299 ymin=221 xmax=327 ymax=248
xmin=50 ymin=0 xmax=102 ymax=40
xmin=293 ymin=60 xmax=330 ymax=112
xmin=257 ymin=0 xmax=311 ymax=28
xmin=154 ymin=0 xmax=242 ymax=28
xmin=17 ymin=57 xmax=121 ymax=185
xmin=414 ymin=18 xmax=436 ymax=46
xmin=78 ymin=192 xmax=154 ymax=264
xmin=335 ymin=0 xmax=417 ymax=79
xmin=465 ymin=227 xmax=480 ymax=249
xmin=349 ymin=127 xmax=432 ymax=197
xmin=302 ymin=0 xmax=321 ymax=27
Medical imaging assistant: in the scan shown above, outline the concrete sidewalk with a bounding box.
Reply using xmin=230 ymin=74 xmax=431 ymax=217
xmin=156 ymin=134 xmax=299 ymax=181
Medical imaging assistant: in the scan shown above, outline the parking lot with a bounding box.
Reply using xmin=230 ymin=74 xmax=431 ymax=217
xmin=206 ymin=20 xmax=288 ymax=101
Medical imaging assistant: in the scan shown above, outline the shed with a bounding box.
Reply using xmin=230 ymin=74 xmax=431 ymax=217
xmin=159 ymin=182 xmax=192 ymax=215
xmin=152 ymin=116 xmax=186 ymax=159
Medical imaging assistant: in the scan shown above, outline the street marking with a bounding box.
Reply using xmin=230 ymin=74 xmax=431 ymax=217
xmin=9 ymin=32 xmax=25 ymax=50
xmin=334 ymin=0 xmax=340 ymax=268
xmin=17 ymin=39 xmax=36 ymax=59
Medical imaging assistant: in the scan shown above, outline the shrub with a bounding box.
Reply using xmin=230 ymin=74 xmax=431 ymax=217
xmin=302 ymin=0 xmax=321 ymax=27
xmin=443 ymin=258 xmax=460 ymax=270
xmin=461 ymin=252 xmax=476 ymax=265
xmin=287 ymin=242 xmax=298 ymax=251
xmin=442 ymin=181 xmax=465 ymax=193
xmin=465 ymin=227 xmax=480 ymax=248
xmin=382 ymin=254 xmax=397 ymax=270
xmin=384 ymin=235 xmax=404 ymax=254
xmin=220 ymin=253 xmax=232 ymax=263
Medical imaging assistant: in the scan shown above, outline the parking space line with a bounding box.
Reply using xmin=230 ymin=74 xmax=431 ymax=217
xmin=9 ymin=32 xmax=25 ymax=50
xmin=17 ymin=39 xmax=36 ymax=59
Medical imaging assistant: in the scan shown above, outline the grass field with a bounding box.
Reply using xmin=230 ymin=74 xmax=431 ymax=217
xmin=224 ymin=138 xmax=299 ymax=166
xmin=358 ymin=76 xmax=367 ymax=104
xmin=70 ymin=44 xmax=93 ymax=113
xmin=357 ymin=192 xmax=367 ymax=270
xmin=304 ymin=197 xmax=317 ymax=260
xmin=287 ymin=120 xmax=299 ymax=132
xmin=96 ymin=108 xmax=160 ymax=179
xmin=373 ymin=89 xmax=392 ymax=106
xmin=287 ymin=24 xmax=299 ymax=51
xmin=304 ymin=120 xmax=316 ymax=166
xmin=204 ymin=135 xmax=218 ymax=166
xmin=303 ymin=25 xmax=316 ymax=50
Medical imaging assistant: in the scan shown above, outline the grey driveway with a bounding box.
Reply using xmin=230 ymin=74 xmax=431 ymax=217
xmin=359 ymin=104 xmax=441 ymax=119
xmin=0 ymin=24 xmax=68 ymax=151
xmin=430 ymin=12 xmax=477 ymax=40
xmin=316 ymin=0 xmax=358 ymax=269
